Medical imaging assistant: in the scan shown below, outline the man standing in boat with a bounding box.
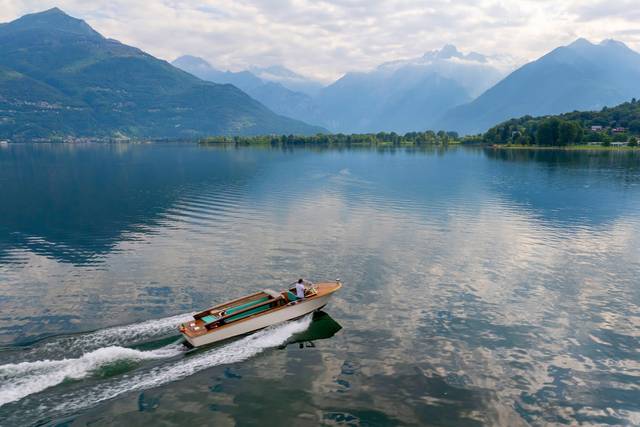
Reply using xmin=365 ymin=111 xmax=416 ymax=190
xmin=296 ymin=278 xmax=307 ymax=299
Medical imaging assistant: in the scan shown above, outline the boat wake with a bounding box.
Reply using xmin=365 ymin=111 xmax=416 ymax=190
xmin=13 ymin=312 xmax=196 ymax=362
xmin=0 ymin=344 xmax=185 ymax=407
xmin=0 ymin=313 xmax=312 ymax=425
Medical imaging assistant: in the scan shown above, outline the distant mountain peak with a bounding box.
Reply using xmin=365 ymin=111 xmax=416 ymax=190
xmin=600 ymin=38 xmax=620 ymax=45
xmin=175 ymin=54 xmax=202 ymax=61
xmin=173 ymin=55 xmax=213 ymax=69
xmin=466 ymin=52 xmax=488 ymax=63
xmin=249 ymin=65 xmax=315 ymax=84
xmin=251 ymin=65 xmax=296 ymax=77
xmin=567 ymin=38 xmax=630 ymax=51
xmin=421 ymin=44 xmax=488 ymax=63
xmin=568 ymin=37 xmax=594 ymax=48
xmin=2 ymin=7 xmax=101 ymax=38
xmin=563 ymin=37 xmax=636 ymax=58
xmin=437 ymin=44 xmax=462 ymax=59
xmin=377 ymin=44 xmax=493 ymax=71
xmin=599 ymin=38 xmax=630 ymax=50
xmin=248 ymin=65 xmax=323 ymax=96
xmin=40 ymin=7 xmax=67 ymax=16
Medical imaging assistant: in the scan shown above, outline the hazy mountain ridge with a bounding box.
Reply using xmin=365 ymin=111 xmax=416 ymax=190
xmin=437 ymin=38 xmax=640 ymax=135
xmin=314 ymin=67 xmax=471 ymax=133
xmin=176 ymin=45 xmax=505 ymax=134
xmin=0 ymin=8 xmax=323 ymax=140
xmin=249 ymin=65 xmax=324 ymax=96
xmin=311 ymin=45 xmax=505 ymax=133
xmin=172 ymin=55 xmax=319 ymax=124
xmin=376 ymin=44 xmax=506 ymax=97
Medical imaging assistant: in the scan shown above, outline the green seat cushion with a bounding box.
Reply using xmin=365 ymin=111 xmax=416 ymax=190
xmin=202 ymin=297 xmax=272 ymax=325
xmin=287 ymin=291 xmax=298 ymax=301
xmin=227 ymin=304 xmax=271 ymax=322
xmin=226 ymin=297 xmax=269 ymax=315
xmin=201 ymin=315 xmax=218 ymax=324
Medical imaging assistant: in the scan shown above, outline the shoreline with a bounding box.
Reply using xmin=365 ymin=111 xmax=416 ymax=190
xmin=488 ymin=144 xmax=640 ymax=151
xmin=3 ymin=140 xmax=639 ymax=152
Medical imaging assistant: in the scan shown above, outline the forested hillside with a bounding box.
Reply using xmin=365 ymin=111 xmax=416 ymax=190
xmin=483 ymin=99 xmax=640 ymax=145
xmin=0 ymin=8 xmax=323 ymax=141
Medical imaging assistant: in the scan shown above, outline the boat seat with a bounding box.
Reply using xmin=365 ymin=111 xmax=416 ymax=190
xmin=226 ymin=296 xmax=270 ymax=315
xmin=226 ymin=304 xmax=271 ymax=322
xmin=201 ymin=314 xmax=218 ymax=324
xmin=287 ymin=291 xmax=299 ymax=302
xmin=202 ymin=296 xmax=271 ymax=326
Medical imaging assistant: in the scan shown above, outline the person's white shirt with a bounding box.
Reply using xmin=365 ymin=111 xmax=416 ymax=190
xmin=295 ymin=281 xmax=306 ymax=299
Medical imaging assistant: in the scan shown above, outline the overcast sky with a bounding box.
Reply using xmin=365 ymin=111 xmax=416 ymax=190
xmin=1 ymin=0 xmax=639 ymax=82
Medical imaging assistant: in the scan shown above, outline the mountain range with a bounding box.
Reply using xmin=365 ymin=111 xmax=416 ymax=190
xmin=175 ymin=45 xmax=506 ymax=134
xmin=313 ymin=45 xmax=505 ymax=133
xmin=248 ymin=65 xmax=324 ymax=96
xmin=2 ymin=8 xmax=640 ymax=140
xmin=171 ymin=55 xmax=318 ymax=125
xmin=177 ymin=40 xmax=640 ymax=136
xmin=437 ymin=38 xmax=640 ymax=134
xmin=0 ymin=8 xmax=323 ymax=140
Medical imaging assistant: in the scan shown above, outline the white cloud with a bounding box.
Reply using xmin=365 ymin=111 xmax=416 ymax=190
xmin=1 ymin=0 xmax=639 ymax=82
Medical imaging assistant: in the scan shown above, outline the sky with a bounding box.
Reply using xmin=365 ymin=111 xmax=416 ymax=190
xmin=1 ymin=0 xmax=639 ymax=82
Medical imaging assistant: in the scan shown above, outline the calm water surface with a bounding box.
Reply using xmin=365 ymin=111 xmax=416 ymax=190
xmin=0 ymin=144 xmax=639 ymax=426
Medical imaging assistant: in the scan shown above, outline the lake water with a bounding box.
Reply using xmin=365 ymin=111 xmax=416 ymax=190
xmin=0 ymin=143 xmax=639 ymax=426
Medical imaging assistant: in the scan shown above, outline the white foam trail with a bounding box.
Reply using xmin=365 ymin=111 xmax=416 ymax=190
xmin=22 ymin=312 xmax=194 ymax=361
xmin=55 ymin=315 xmax=312 ymax=414
xmin=0 ymin=315 xmax=311 ymax=420
xmin=0 ymin=344 xmax=184 ymax=407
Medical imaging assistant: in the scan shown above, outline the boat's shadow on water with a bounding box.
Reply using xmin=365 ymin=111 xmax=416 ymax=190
xmin=279 ymin=311 xmax=342 ymax=349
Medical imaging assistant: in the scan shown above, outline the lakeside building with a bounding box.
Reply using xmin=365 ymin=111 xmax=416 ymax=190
xmin=591 ymin=126 xmax=604 ymax=132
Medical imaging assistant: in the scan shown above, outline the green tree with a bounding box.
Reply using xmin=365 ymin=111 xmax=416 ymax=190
xmin=536 ymin=120 xmax=552 ymax=145
xmin=536 ymin=118 xmax=560 ymax=145
xmin=583 ymin=131 xmax=598 ymax=143
xmin=612 ymin=132 xmax=628 ymax=142
xmin=557 ymin=121 xmax=583 ymax=145
xmin=558 ymin=121 xmax=575 ymax=145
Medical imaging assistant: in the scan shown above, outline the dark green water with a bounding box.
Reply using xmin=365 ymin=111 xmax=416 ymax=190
xmin=0 ymin=144 xmax=639 ymax=426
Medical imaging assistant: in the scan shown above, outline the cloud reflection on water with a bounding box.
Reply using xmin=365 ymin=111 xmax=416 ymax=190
xmin=0 ymin=145 xmax=639 ymax=424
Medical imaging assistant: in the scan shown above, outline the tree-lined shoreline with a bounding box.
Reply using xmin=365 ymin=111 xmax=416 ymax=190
xmin=482 ymin=99 xmax=640 ymax=147
xmin=200 ymin=131 xmax=466 ymax=147
xmin=200 ymin=99 xmax=640 ymax=150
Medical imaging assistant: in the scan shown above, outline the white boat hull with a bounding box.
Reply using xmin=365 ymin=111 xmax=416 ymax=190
xmin=183 ymin=293 xmax=332 ymax=347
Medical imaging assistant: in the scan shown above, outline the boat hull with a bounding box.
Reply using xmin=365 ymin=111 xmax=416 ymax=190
xmin=183 ymin=292 xmax=333 ymax=348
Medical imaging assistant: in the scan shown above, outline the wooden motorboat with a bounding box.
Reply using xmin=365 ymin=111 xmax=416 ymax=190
xmin=179 ymin=280 xmax=342 ymax=348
